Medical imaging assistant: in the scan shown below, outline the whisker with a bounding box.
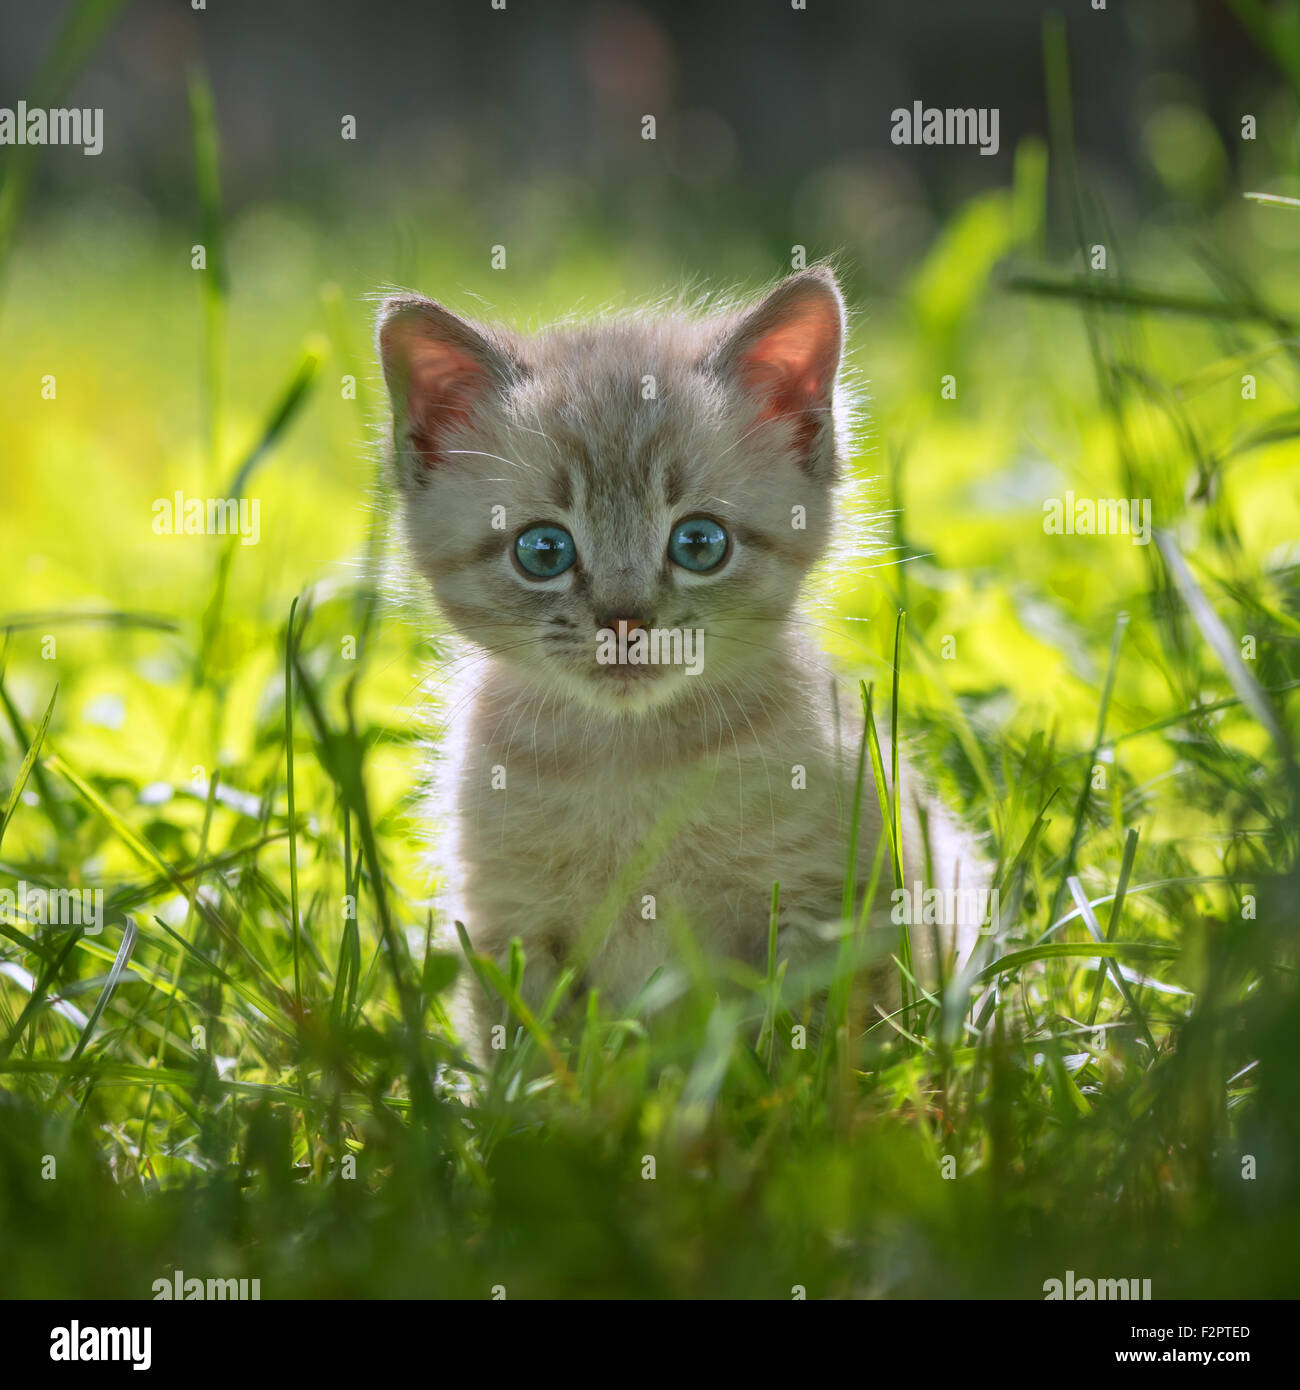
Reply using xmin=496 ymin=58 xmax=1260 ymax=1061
xmin=442 ymin=448 xmax=535 ymax=472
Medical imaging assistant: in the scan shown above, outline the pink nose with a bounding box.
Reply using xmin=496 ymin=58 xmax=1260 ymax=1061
xmin=598 ymin=615 xmax=648 ymax=634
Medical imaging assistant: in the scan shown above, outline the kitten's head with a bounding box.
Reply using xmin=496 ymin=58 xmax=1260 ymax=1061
xmin=377 ymin=269 xmax=848 ymax=716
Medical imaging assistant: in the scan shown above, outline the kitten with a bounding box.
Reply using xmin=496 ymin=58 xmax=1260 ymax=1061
xmin=377 ymin=268 xmax=983 ymax=1058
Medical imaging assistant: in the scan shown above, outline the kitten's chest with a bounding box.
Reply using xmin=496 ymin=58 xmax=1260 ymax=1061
xmin=455 ymin=717 xmax=849 ymax=911
xmin=434 ymin=685 xmax=909 ymax=998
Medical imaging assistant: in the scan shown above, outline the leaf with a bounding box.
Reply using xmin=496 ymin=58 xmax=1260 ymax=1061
xmin=975 ymin=940 xmax=1179 ymax=985
xmin=69 ymin=917 xmax=138 ymax=1061
xmin=421 ymin=951 xmax=460 ymax=1001
xmin=0 ymin=684 xmax=56 ymax=852
xmin=1156 ymin=531 xmax=1292 ymax=763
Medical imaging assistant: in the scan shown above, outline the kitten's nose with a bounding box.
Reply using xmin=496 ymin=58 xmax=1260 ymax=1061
xmin=597 ymin=615 xmax=648 ymax=634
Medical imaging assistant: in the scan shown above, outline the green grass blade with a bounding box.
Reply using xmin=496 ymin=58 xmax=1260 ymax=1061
xmin=1086 ymin=826 xmax=1140 ymax=1026
xmin=1067 ymin=876 xmax=1157 ymax=1053
xmin=68 ymin=918 xmax=138 ymax=1062
xmin=0 ymin=684 xmax=56 ymax=852
xmin=975 ymin=938 xmax=1179 ymax=985
xmin=1156 ymin=531 xmax=1292 ymax=763
xmin=0 ymin=927 xmax=83 ymax=1060
xmin=285 ymin=597 xmax=304 ymax=1024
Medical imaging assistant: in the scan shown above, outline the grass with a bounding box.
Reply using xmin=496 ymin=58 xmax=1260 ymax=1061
xmin=1 ymin=11 xmax=1299 ymax=1300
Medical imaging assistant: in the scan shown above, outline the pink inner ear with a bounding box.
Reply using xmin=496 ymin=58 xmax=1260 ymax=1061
xmin=405 ymin=340 xmax=491 ymax=469
xmin=733 ymin=299 xmax=839 ymax=455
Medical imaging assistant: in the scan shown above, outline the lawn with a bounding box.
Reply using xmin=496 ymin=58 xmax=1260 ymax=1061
xmin=1 ymin=7 xmax=1298 ymax=1300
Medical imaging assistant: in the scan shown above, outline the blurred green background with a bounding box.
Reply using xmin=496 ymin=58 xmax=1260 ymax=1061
xmin=0 ymin=0 xmax=1298 ymax=1300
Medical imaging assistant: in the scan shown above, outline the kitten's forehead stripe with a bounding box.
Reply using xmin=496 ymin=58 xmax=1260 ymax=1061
xmin=539 ymin=427 xmax=595 ymax=507
xmin=730 ymin=521 xmax=810 ymax=564
xmin=664 ymin=457 xmax=686 ymax=507
xmin=549 ymin=464 xmax=573 ymax=511
xmin=426 ymin=532 xmax=507 ymax=578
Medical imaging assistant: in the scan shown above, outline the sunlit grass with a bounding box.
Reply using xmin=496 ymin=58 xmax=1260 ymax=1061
xmin=1 ymin=17 xmax=1298 ymax=1300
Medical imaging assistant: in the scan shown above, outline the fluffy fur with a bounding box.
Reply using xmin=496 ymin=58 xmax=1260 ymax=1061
xmin=376 ymin=268 xmax=982 ymax=1057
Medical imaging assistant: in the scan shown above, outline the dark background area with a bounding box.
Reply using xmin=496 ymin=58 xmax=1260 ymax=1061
xmin=0 ymin=1 xmax=1279 ymax=219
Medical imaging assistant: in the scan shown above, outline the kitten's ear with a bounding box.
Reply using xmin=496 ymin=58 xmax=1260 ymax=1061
xmin=377 ymin=295 xmax=517 ymax=477
xmin=711 ymin=268 xmax=844 ymax=472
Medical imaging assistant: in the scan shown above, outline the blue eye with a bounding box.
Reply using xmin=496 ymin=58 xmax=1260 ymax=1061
xmin=668 ymin=516 xmax=729 ymax=573
xmin=515 ymin=524 xmax=577 ymax=578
